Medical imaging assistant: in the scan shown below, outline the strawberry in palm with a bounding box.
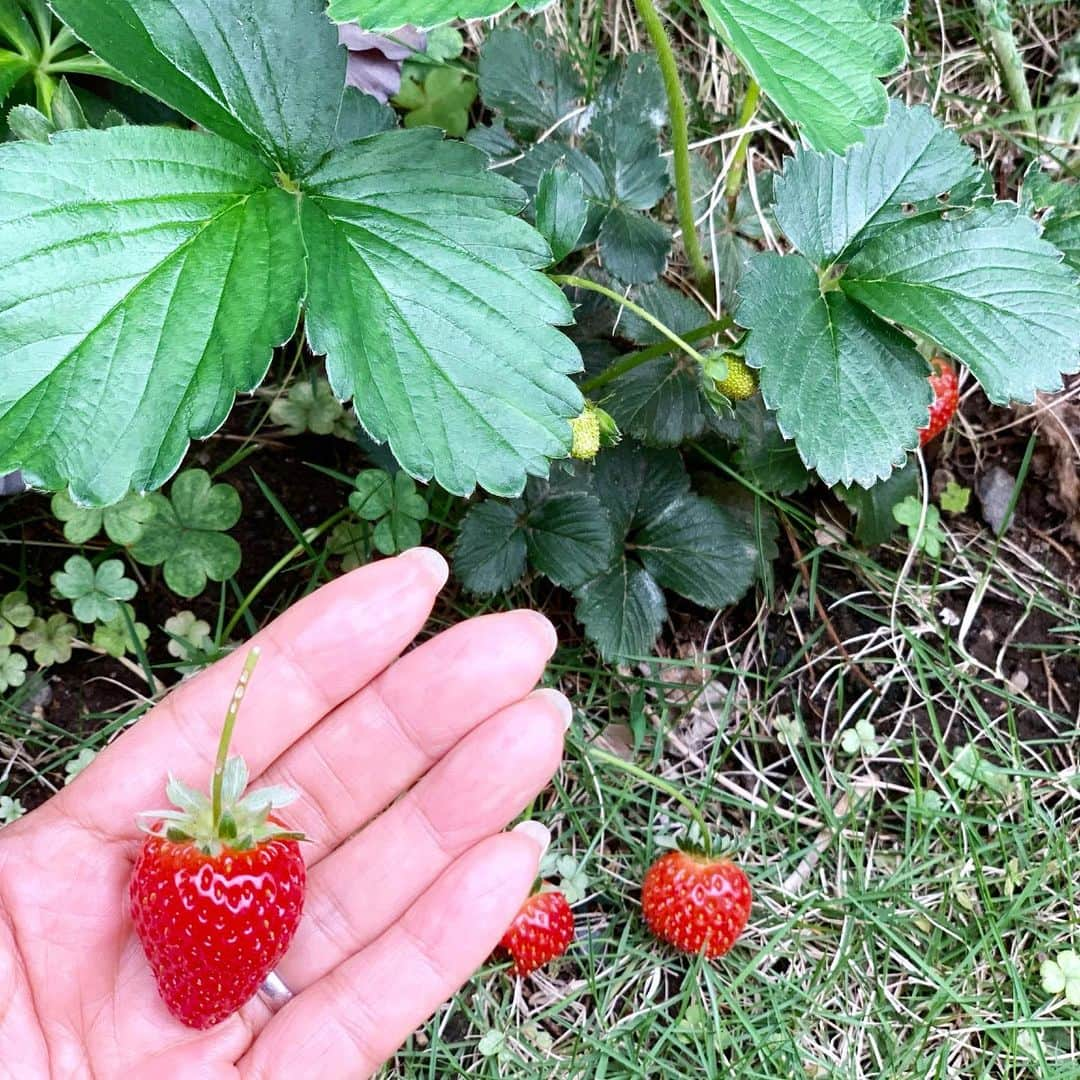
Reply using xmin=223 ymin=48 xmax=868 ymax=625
xmin=129 ymin=648 xmax=306 ymax=1029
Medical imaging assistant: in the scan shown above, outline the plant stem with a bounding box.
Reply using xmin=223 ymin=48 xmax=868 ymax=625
xmin=973 ymin=0 xmax=1036 ymax=139
xmin=211 ymin=647 xmax=261 ymax=829
xmin=588 ymin=746 xmax=713 ymax=857
xmin=553 ymin=274 xmax=714 ymax=366
xmin=580 ymin=317 xmax=733 ymax=394
xmin=631 ymin=0 xmax=711 ymax=296
xmin=724 ymin=80 xmax=761 ymax=203
xmin=221 ymin=508 xmax=351 ymax=641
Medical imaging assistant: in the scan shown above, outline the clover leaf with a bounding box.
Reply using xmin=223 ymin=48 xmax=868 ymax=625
xmin=0 ymin=795 xmax=25 ymax=826
xmin=892 ymin=497 xmax=946 ymax=559
xmin=0 ymin=591 xmax=34 ymax=648
xmin=939 ymin=481 xmax=971 ymax=514
xmin=50 ymin=490 xmax=154 ymax=546
xmin=92 ymin=604 xmax=150 ymax=659
xmin=131 ymin=470 xmax=242 ymax=599
xmin=0 ymin=646 xmax=27 ymax=692
xmin=325 ymin=521 xmax=372 ymax=573
xmin=268 ymin=376 xmax=352 ymax=438
xmin=393 ymin=35 xmax=478 ymax=139
xmin=18 ymin=614 xmax=77 ymax=667
xmin=1041 ymin=951 xmax=1080 ymax=1006
xmin=53 ymin=556 xmax=137 ymax=625
xmin=63 ymin=747 xmax=97 ymax=785
xmin=840 ymin=719 xmax=880 ymax=756
xmin=349 ymin=470 xmax=429 ymax=556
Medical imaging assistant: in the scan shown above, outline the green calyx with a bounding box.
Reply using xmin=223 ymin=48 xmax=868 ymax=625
xmin=138 ymin=648 xmax=304 ymax=856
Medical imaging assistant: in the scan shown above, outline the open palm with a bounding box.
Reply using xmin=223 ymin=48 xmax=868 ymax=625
xmin=0 ymin=549 xmax=567 ymax=1078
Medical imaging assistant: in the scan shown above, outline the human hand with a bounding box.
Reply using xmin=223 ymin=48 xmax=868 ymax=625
xmin=0 ymin=548 xmax=569 ymax=1078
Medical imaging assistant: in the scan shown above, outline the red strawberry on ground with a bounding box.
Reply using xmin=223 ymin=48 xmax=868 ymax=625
xmin=919 ymin=357 xmax=959 ymax=446
xmin=641 ymin=850 xmax=751 ymax=959
xmin=129 ymin=648 xmax=306 ymax=1029
xmin=499 ymin=888 xmax=574 ymax=976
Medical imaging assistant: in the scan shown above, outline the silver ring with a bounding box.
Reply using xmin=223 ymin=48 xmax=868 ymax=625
xmin=258 ymin=970 xmax=294 ymax=1012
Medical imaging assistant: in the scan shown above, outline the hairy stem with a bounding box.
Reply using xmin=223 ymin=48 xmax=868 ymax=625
xmin=211 ymin=647 xmax=261 ymax=829
xmin=580 ymin=317 xmax=733 ymax=394
xmin=724 ymin=80 xmax=761 ymax=203
xmin=631 ymin=0 xmax=712 ymax=296
xmin=974 ymin=0 xmax=1036 ymax=138
xmin=552 ymin=274 xmax=713 ymax=366
xmin=588 ymin=747 xmax=713 ymax=857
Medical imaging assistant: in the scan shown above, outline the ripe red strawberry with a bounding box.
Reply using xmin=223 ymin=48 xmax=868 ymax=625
xmin=499 ymin=889 xmax=574 ymax=976
xmin=641 ymin=850 xmax=751 ymax=958
xmin=129 ymin=648 xmax=306 ymax=1029
xmin=919 ymin=357 xmax=959 ymax=446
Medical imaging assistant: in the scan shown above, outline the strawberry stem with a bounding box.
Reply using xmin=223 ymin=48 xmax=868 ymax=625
xmin=587 ymin=747 xmax=713 ymax=858
xmin=211 ymin=647 xmax=261 ymax=832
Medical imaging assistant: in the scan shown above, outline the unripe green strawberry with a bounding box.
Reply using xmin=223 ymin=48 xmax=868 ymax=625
xmin=569 ymin=402 xmax=619 ymax=462
xmin=703 ymin=352 xmax=757 ymax=401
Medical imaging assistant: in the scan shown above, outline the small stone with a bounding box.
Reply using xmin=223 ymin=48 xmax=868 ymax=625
xmin=977 ymin=466 xmax=1016 ymax=534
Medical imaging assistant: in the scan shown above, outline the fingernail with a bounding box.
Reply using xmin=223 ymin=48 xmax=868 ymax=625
xmin=528 ymin=687 xmax=573 ymax=731
xmin=398 ymin=546 xmax=449 ymax=589
xmin=523 ymin=610 xmax=558 ymax=657
xmin=512 ymin=820 xmax=551 ymax=860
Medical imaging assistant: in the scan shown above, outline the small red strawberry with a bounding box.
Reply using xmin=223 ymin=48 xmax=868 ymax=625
xmin=499 ymin=888 xmax=574 ymax=976
xmin=641 ymin=850 xmax=751 ymax=959
xmin=129 ymin=648 xmax=306 ymax=1029
xmin=918 ymin=357 xmax=959 ymax=446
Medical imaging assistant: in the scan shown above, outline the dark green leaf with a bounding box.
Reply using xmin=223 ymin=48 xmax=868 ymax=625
xmin=837 ymin=455 xmax=918 ymax=545
xmin=573 ymin=557 xmax=667 ymax=660
xmin=616 ymin=282 xmax=712 ymax=346
xmin=52 ymin=0 xmax=345 ymax=174
xmin=302 ymin=129 xmax=582 ymax=497
xmin=604 ymin=356 xmax=709 ymax=447
xmin=524 ymin=492 xmax=616 ymax=589
xmin=0 ymin=127 xmax=306 ymax=505
xmin=732 ymin=397 xmax=813 ymax=494
xmin=0 ymin=1 xmax=38 ymax=57
xmin=329 ymin=0 xmax=528 ymax=31
xmin=773 ymin=100 xmax=983 ymax=263
xmin=842 ymin=204 xmax=1080 ymax=404
xmin=477 ymin=27 xmax=584 ymax=140
xmin=454 ymin=500 xmax=528 ymax=595
xmin=739 ymin=252 xmax=931 ymax=487
xmin=51 ymin=78 xmax=88 ymax=130
xmin=334 ymin=88 xmax=398 ymax=147
xmin=0 ymin=49 xmax=30 ymax=105
xmin=636 ymin=493 xmax=759 ymax=609
xmin=598 ymin=206 xmax=671 ymax=284
xmin=535 ymin=166 xmax=588 ymax=263
xmin=585 ymin=53 xmax=669 ymax=211
xmin=585 ymin=443 xmax=690 ymax=537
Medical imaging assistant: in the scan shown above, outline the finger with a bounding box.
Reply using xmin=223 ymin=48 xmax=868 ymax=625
xmin=57 ymin=548 xmax=449 ymax=841
xmin=252 ymin=609 xmax=558 ymax=861
xmin=275 ymin=689 xmax=568 ymax=990
xmin=240 ymin=830 xmax=546 ymax=1080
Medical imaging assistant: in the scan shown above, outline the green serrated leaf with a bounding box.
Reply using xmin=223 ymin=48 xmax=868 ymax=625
xmin=524 ymin=492 xmax=616 ymax=589
xmin=0 ymin=48 xmax=31 ymax=105
xmin=51 ymin=78 xmax=88 ymax=131
xmin=773 ymin=100 xmax=983 ymax=263
xmin=842 ymin=204 xmax=1080 ymax=404
xmin=302 ymin=128 xmax=582 ymax=497
xmin=837 ymin=455 xmax=918 ymax=544
xmin=598 ymin=205 xmax=671 ymax=284
xmin=334 ymin=87 xmax=399 ymax=147
xmin=731 ymin=397 xmax=812 ymax=494
xmin=328 ymin=0 xmax=527 ymax=30
xmin=615 ymin=282 xmax=712 ymax=346
xmin=52 ymin=0 xmax=346 ymax=174
xmin=535 ymin=167 xmax=589 ymax=264
xmin=700 ymin=0 xmax=906 ymax=153
xmin=454 ymin=500 xmax=528 ymax=595
xmin=636 ymin=494 xmax=759 ymax=609
xmin=604 ymin=356 xmax=709 ymax=447
xmin=739 ymin=252 xmax=931 ymax=487
xmin=0 ymin=127 xmax=306 ymax=506
xmin=574 ymin=558 xmax=667 ymax=660
xmin=6 ymin=102 xmax=52 ymax=142
xmin=1022 ymin=166 xmax=1080 ymax=273
xmin=130 ymin=470 xmax=242 ymax=599
xmin=939 ymin=480 xmax=971 ymax=513
xmin=477 ymin=27 xmax=584 ymax=140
